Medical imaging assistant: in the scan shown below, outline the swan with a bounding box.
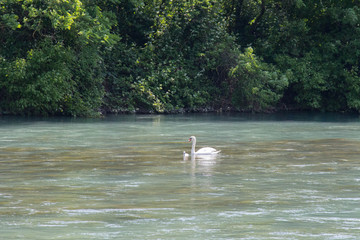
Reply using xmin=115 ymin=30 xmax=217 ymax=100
xmin=188 ymin=136 xmax=220 ymax=156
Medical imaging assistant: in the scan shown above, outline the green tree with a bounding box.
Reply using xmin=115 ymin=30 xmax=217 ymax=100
xmin=104 ymin=0 xmax=230 ymax=112
xmin=229 ymin=47 xmax=288 ymax=111
xmin=101 ymin=0 xmax=290 ymax=113
xmin=0 ymin=0 xmax=116 ymax=116
xmin=238 ymin=0 xmax=360 ymax=111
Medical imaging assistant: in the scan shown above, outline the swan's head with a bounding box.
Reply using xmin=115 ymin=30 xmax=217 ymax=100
xmin=189 ymin=136 xmax=196 ymax=142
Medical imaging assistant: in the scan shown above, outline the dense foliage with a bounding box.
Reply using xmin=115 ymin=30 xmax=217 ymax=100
xmin=1 ymin=0 xmax=359 ymax=116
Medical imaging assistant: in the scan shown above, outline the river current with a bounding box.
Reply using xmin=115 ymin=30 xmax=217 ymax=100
xmin=1 ymin=113 xmax=360 ymax=239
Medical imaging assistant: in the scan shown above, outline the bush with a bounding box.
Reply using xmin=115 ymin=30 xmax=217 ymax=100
xmin=228 ymin=47 xmax=288 ymax=111
xmin=0 ymin=41 xmax=73 ymax=115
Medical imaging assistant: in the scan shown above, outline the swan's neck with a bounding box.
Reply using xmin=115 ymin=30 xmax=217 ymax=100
xmin=191 ymin=139 xmax=196 ymax=155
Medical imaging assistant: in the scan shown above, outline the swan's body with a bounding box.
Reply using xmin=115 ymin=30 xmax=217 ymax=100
xmin=188 ymin=136 xmax=220 ymax=156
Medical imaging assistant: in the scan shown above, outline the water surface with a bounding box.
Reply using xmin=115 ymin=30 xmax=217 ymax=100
xmin=1 ymin=113 xmax=360 ymax=239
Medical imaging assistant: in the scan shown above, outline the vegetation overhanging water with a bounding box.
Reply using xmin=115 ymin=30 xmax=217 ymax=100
xmin=1 ymin=1 xmax=360 ymax=116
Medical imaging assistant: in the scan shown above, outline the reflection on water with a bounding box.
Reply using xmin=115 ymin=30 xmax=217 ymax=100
xmin=1 ymin=113 xmax=360 ymax=239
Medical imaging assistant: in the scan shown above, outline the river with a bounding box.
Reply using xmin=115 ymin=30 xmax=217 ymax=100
xmin=1 ymin=113 xmax=360 ymax=239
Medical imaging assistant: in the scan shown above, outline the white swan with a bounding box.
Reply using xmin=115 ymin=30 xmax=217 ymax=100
xmin=188 ymin=136 xmax=220 ymax=156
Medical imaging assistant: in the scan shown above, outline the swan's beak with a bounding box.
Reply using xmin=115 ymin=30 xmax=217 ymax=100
xmin=188 ymin=138 xmax=192 ymax=142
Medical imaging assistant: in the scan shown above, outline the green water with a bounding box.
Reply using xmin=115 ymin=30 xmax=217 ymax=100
xmin=1 ymin=113 xmax=360 ymax=239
